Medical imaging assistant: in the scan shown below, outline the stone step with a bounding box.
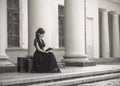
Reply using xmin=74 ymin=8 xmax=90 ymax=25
xmin=0 ymin=65 xmax=17 ymax=73
xmin=91 ymin=57 xmax=120 ymax=64
xmin=28 ymin=72 xmax=120 ymax=86
xmin=1 ymin=68 xmax=120 ymax=86
xmin=58 ymin=62 xmax=65 ymax=68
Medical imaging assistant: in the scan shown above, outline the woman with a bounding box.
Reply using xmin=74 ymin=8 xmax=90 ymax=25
xmin=32 ymin=28 xmax=61 ymax=73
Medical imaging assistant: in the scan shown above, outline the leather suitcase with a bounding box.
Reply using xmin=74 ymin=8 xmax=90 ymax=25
xmin=17 ymin=57 xmax=33 ymax=72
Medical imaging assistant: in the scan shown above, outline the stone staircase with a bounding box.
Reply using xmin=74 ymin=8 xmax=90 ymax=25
xmin=0 ymin=65 xmax=120 ymax=86
xmin=29 ymin=72 xmax=120 ymax=86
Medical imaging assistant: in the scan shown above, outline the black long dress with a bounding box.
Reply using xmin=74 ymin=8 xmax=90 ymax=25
xmin=32 ymin=39 xmax=61 ymax=73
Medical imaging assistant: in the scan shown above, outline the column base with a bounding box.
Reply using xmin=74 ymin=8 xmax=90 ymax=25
xmin=63 ymin=55 xmax=96 ymax=67
xmin=0 ymin=55 xmax=17 ymax=73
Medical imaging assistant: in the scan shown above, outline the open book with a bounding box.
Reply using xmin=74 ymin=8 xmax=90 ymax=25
xmin=45 ymin=47 xmax=53 ymax=51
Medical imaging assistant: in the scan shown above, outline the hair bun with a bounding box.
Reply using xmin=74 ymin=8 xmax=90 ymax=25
xmin=36 ymin=28 xmax=45 ymax=34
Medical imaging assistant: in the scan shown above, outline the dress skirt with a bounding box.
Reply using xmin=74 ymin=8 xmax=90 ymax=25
xmin=32 ymin=50 xmax=61 ymax=73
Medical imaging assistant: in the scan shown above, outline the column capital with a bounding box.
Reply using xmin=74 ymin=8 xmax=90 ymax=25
xmin=99 ymin=9 xmax=109 ymax=16
xmin=109 ymin=11 xmax=119 ymax=16
xmin=99 ymin=8 xmax=109 ymax=13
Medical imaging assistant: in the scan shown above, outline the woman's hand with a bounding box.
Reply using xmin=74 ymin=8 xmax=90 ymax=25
xmin=48 ymin=50 xmax=52 ymax=52
xmin=45 ymin=51 xmax=49 ymax=53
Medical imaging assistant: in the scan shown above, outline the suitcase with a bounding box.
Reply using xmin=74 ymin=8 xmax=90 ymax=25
xmin=17 ymin=57 xmax=33 ymax=72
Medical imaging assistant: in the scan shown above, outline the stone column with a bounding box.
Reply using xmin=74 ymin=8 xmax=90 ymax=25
xmin=0 ymin=0 xmax=15 ymax=73
xmin=100 ymin=9 xmax=110 ymax=58
xmin=20 ymin=0 xmax=28 ymax=49
xmin=110 ymin=11 xmax=120 ymax=57
xmin=63 ymin=0 xmax=95 ymax=66
xmin=28 ymin=0 xmax=52 ymax=55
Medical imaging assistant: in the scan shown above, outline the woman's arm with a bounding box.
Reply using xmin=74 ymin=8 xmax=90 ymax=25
xmin=35 ymin=41 xmax=48 ymax=53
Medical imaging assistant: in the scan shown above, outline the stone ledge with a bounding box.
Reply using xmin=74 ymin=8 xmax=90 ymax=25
xmin=65 ymin=61 xmax=96 ymax=67
xmin=0 ymin=65 xmax=17 ymax=73
xmin=58 ymin=62 xmax=65 ymax=68
xmin=91 ymin=57 xmax=120 ymax=64
xmin=62 ymin=58 xmax=96 ymax=67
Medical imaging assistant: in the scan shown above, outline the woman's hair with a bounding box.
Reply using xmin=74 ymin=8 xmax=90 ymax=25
xmin=35 ymin=28 xmax=45 ymax=40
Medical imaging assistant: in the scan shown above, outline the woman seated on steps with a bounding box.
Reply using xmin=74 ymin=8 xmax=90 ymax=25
xmin=32 ymin=28 xmax=61 ymax=73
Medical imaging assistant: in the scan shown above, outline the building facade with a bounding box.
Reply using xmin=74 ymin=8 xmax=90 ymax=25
xmin=0 ymin=0 xmax=120 ymax=70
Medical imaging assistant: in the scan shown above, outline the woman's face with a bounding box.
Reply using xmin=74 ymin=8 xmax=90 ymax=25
xmin=38 ymin=33 xmax=44 ymax=38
